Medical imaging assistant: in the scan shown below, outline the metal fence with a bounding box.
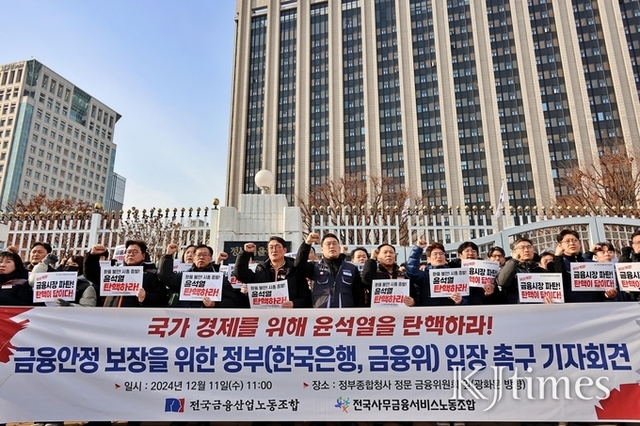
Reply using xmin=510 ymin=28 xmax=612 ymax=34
xmin=3 ymin=205 xmax=639 ymax=264
xmin=310 ymin=208 xmax=640 ymax=260
xmin=2 ymin=207 xmax=211 ymax=262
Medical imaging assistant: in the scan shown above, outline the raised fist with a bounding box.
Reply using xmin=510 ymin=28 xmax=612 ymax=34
xmin=90 ymin=244 xmax=107 ymax=255
xmin=306 ymin=233 xmax=320 ymax=245
xmin=166 ymin=243 xmax=178 ymax=256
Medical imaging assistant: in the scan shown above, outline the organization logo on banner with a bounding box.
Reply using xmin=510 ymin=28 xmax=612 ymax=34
xmin=165 ymin=398 xmax=185 ymax=413
xmin=334 ymin=396 xmax=350 ymax=413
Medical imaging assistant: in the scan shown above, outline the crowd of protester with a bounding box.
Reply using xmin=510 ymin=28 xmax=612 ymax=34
xmin=5 ymin=229 xmax=639 ymax=311
xmin=1 ymin=227 xmax=639 ymax=425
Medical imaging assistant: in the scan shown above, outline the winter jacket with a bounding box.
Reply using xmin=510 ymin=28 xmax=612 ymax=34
xmin=548 ymin=254 xmax=619 ymax=303
xmin=496 ymin=258 xmax=547 ymax=304
xmin=159 ymin=255 xmax=237 ymax=308
xmin=362 ymin=258 xmax=416 ymax=304
xmin=233 ymin=250 xmax=311 ymax=308
xmin=0 ymin=269 xmax=32 ymax=306
xmin=295 ymin=243 xmax=366 ymax=308
xmin=405 ymin=245 xmax=468 ymax=306
xmin=85 ymin=251 xmax=167 ymax=307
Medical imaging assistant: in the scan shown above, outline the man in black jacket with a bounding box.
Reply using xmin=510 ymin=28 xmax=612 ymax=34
xmin=548 ymin=229 xmax=618 ymax=303
xmin=234 ymin=237 xmax=311 ymax=308
xmin=496 ymin=237 xmax=547 ymax=304
xmin=85 ymin=240 xmax=167 ymax=307
xmin=160 ymin=243 xmax=236 ymax=308
xmin=618 ymin=229 xmax=640 ymax=301
xmin=295 ymin=232 xmax=366 ymax=308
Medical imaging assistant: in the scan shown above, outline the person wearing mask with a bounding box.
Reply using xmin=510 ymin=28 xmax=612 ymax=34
xmin=496 ymin=238 xmax=547 ymax=304
xmin=234 ymin=237 xmax=311 ymax=308
xmin=295 ymin=232 xmax=366 ymax=308
xmin=406 ymin=240 xmax=465 ymax=306
xmin=363 ymin=243 xmax=415 ymax=306
xmin=0 ymin=251 xmax=31 ymax=306
xmin=538 ymin=251 xmax=554 ymax=271
xmin=160 ymin=243 xmax=236 ymax=308
xmin=547 ymin=229 xmax=618 ymax=303
xmin=85 ymin=240 xmax=167 ymax=307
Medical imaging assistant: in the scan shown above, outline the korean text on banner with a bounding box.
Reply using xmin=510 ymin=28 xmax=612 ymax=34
xmin=0 ymin=304 xmax=638 ymax=422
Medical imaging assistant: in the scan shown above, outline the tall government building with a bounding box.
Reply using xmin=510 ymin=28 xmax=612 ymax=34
xmin=226 ymin=0 xmax=640 ymax=212
xmin=0 ymin=59 xmax=122 ymax=210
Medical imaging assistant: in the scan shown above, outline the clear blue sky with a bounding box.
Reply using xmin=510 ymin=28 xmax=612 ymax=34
xmin=3 ymin=0 xmax=236 ymax=210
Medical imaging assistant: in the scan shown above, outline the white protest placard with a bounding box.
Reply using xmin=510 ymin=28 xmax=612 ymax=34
xmin=247 ymin=279 xmax=289 ymax=308
xmin=461 ymin=259 xmax=500 ymax=288
xmin=352 ymin=262 xmax=365 ymax=273
xmin=517 ymin=273 xmax=563 ymax=303
xmin=100 ymin=266 xmax=143 ymax=297
xmin=371 ymin=279 xmax=410 ymax=307
xmin=429 ymin=268 xmax=469 ymax=297
xmin=99 ymin=260 xmax=112 ymax=269
xmin=570 ymin=262 xmax=616 ymax=291
xmin=615 ymin=262 xmax=640 ymax=292
xmin=228 ymin=262 xmax=259 ymax=290
xmin=173 ymin=260 xmax=193 ymax=273
xmin=33 ymin=271 xmax=78 ymax=302
xmin=179 ymin=272 xmax=223 ymax=301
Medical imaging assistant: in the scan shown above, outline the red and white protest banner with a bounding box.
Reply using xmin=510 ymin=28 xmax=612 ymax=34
xmin=430 ymin=268 xmax=469 ymax=297
xmin=614 ymin=262 xmax=640 ymax=292
xmin=0 ymin=304 xmax=638 ymax=422
xmin=247 ymin=279 xmax=289 ymax=308
xmin=33 ymin=271 xmax=78 ymax=302
xmin=571 ymin=263 xmax=616 ymax=291
xmin=461 ymin=259 xmax=499 ymax=288
xmin=371 ymin=279 xmax=410 ymax=307
xmin=100 ymin=266 xmax=143 ymax=296
xmin=517 ymin=273 xmax=563 ymax=303
xmin=179 ymin=272 xmax=223 ymax=301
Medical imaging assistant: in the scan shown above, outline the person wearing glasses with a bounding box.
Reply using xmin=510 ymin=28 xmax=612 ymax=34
xmin=406 ymin=240 xmax=466 ymax=306
xmin=233 ymin=237 xmax=311 ymax=308
xmin=85 ymin=240 xmax=167 ymax=307
xmin=295 ymin=232 xmax=366 ymax=308
xmin=496 ymin=238 xmax=547 ymax=304
xmin=547 ymin=229 xmax=618 ymax=303
xmin=159 ymin=243 xmax=236 ymax=308
xmin=487 ymin=246 xmax=508 ymax=267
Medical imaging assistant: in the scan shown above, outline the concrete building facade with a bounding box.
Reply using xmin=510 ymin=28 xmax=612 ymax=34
xmin=226 ymin=0 xmax=640 ymax=211
xmin=0 ymin=59 xmax=121 ymax=210
xmin=109 ymin=172 xmax=127 ymax=212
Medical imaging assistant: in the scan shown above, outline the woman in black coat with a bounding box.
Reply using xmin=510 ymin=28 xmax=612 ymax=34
xmin=0 ymin=250 xmax=32 ymax=306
